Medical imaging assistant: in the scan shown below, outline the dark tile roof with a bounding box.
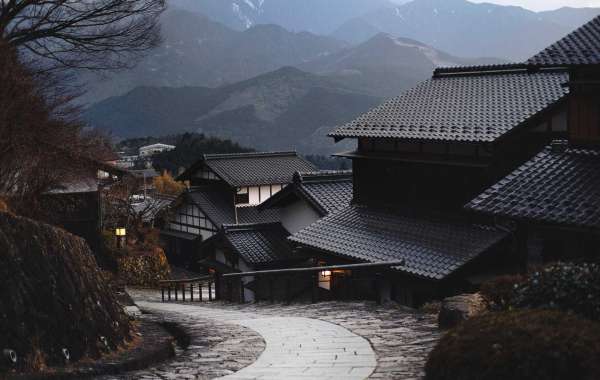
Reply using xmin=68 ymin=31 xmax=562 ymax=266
xmin=466 ymin=142 xmax=600 ymax=230
xmin=528 ymin=16 xmax=600 ymax=67
xmin=294 ymin=171 xmax=353 ymax=215
xmin=187 ymin=187 xmax=280 ymax=227
xmin=289 ymin=206 xmax=508 ymax=281
xmin=179 ymin=151 xmax=317 ymax=187
xmin=222 ymin=223 xmax=297 ymax=265
xmin=329 ymin=68 xmax=569 ymax=143
xmin=261 ymin=170 xmax=353 ymax=216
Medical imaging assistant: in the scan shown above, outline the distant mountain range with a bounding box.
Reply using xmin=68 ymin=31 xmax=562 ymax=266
xmin=81 ymin=0 xmax=600 ymax=154
xmin=84 ymin=67 xmax=381 ymax=154
xmin=82 ymin=5 xmax=500 ymax=104
xmin=332 ymin=0 xmax=600 ymax=60
xmin=170 ymin=0 xmax=599 ymax=61
xmin=301 ymin=33 xmax=503 ymax=98
xmin=80 ymin=8 xmax=347 ymax=104
xmin=169 ymin=0 xmax=397 ymax=34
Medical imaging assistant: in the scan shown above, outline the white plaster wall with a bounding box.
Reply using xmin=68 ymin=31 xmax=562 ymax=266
xmin=248 ymin=186 xmax=260 ymax=205
xmin=280 ymin=199 xmax=321 ymax=235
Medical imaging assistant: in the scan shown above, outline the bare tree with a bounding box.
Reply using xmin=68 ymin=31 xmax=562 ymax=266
xmin=0 ymin=0 xmax=165 ymax=71
xmin=0 ymin=39 xmax=114 ymax=214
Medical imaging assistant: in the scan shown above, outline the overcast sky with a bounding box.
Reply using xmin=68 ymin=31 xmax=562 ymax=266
xmin=470 ymin=0 xmax=600 ymax=11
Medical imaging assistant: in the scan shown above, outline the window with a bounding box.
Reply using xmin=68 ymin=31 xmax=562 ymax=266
xmin=235 ymin=187 xmax=249 ymax=205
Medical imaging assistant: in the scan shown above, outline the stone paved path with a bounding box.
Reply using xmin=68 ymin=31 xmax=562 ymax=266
xmin=118 ymin=289 xmax=440 ymax=380
xmin=137 ymin=302 xmax=376 ymax=380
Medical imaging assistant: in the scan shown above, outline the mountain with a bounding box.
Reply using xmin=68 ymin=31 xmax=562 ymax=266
xmin=332 ymin=0 xmax=600 ymax=60
xmin=80 ymin=9 xmax=346 ymax=104
xmin=301 ymin=33 xmax=505 ymax=98
xmin=84 ymin=67 xmax=381 ymax=154
xmin=539 ymin=7 xmax=600 ymax=29
xmin=170 ymin=0 xmax=395 ymax=34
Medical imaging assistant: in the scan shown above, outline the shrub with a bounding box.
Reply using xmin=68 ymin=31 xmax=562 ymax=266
xmin=512 ymin=262 xmax=600 ymax=321
xmin=480 ymin=275 xmax=525 ymax=310
xmin=117 ymin=247 xmax=171 ymax=287
xmin=425 ymin=310 xmax=600 ymax=380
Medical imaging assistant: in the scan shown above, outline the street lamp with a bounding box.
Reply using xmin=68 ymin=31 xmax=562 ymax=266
xmin=115 ymin=227 xmax=126 ymax=248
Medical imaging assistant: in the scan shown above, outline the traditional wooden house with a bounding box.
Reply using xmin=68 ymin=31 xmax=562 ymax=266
xmin=287 ymin=61 xmax=574 ymax=305
xmin=199 ymin=222 xmax=310 ymax=302
xmin=467 ymin=16 xmax=600 ymax=263
xmin=191 ymin=170 xmax=352 ymax=301
xmin=42 ymin=161 xmax=128 ymax=256
xmin=161 ymin=152 xmax=315 ymax=266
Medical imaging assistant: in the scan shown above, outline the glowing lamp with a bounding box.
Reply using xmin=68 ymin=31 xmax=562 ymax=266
xmin=115 ymin=228 xmax=126 ymax=237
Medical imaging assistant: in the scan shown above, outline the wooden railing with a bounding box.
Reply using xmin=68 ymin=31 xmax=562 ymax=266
xmin=159 ymin=275 xmax=216 ymax=303
xmin=221 ymin=261 xmax=405 ymax=305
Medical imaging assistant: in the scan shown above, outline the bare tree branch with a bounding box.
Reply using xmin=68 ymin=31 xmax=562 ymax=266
xmin=0 ymin=0 xmax=165 ymax=71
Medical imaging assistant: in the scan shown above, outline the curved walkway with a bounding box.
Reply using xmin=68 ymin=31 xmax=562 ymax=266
xmin=137 ymin=301 xmax=376 ymax=380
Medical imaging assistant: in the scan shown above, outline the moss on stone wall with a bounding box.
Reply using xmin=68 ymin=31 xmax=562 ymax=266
xmin=0 ymin=212 xmax=132 ymax=373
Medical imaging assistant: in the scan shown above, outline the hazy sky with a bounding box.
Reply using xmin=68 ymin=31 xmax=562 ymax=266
xmin=470 ymin=0 xmax=600 ymax=11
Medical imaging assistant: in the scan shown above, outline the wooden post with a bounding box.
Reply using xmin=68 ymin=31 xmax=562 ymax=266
xmin=285 ymin=277 xmax=291 ymax=304
xmin=227 ymin=278 xmax=233 ymax=302
xmin=182 ymin=284 xmax=186 ymax=302
xmin=190 ymin=284 xmax=194 ymax=302
xmin=208 ymin=281 xmax=213 ymax=301
xmin=167 ymin=286 xmax=171 ymax=301
xmin=240 ymin=278 xmax=245 ymax=304
xmin=198 ymin=283 xmax=203 ymax=302
xmin=254 ymin=277 xmax=260 ymax=303
xmin=161 ymin=287 xmax=165 ymax=302
xmin=311 ymin=272 xmax=319 ymax=304
xmin=374 ymin=273 xmax=382 ymax=305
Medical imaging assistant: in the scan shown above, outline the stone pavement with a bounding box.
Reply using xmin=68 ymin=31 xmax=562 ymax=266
xmin=115 ymin=289 xmax=440 ymax=380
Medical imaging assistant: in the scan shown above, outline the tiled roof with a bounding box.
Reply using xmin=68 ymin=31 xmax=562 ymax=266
xmin=294 ymin=171 xmax=353 ymax=215
xmin=179 ymin=151 xmax=317 ymax=187
xmin=466 ymin=143 xmax=600 ymax=230
xmin=289 ymin=206 xmax=508 ymax=280
xmin=329 ymin=68 xmax=569 ymax=143
xmin=528 ymin=16 xmax=600 ymax=67
xmin=259 ymin=170 xmax=353 ymax=216
xmin=222 ymin=223 xmax=297 ymax=265
xmin=187 ymin=187 xmax=280 ymax=227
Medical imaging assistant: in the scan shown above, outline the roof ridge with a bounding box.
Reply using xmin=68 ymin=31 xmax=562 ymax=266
xmin=433 ymin=64 xmax=567 ymax=78
xmin=203 ymin=151 xmax=298 ymax=160
xmin=294 ymin=170 xmax=353 ymax=184
xmin=222 ymin=222 xmax=283 ymax=232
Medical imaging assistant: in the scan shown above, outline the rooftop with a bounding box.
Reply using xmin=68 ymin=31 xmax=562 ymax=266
xmin=260 ymin=170 xmax=353 ymax=216
xmin=179 ymin=151 xmax=317 ymax=187
xmin=466 ymin=143 xmax=600 ymax=231
xmin=329 ymin=67 xmax=569 ymax=143
xmin=186 ymin=187 xmax=280 ymax=227
xmin=221 ymin=223 xmax=298 ymax=265
xmin=289 ymin=205 xmax=508 ymax=281
xmin=528 ymin=16 xmax=600 ymax=67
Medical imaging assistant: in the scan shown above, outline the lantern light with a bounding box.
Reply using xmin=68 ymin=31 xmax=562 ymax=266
xmin=321 ymin=270 xmax=332 ymax=277
xmin=115 ymin=228 xmax=126 ymax=237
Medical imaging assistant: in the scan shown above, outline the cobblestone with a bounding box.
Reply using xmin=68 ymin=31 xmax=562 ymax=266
xmin=116 ymin=289 xmax=441 ymax=380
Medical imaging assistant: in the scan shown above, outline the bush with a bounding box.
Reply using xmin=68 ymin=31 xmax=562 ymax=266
xmin=117 ymin=247 xmax=171 ymax=287
xmin=480 ymin=275 xmax=525 ymax=310
xmin=512 ymin=262 xmax=600 ymax=321
xmin=426 ymin=310 xmax=600 ymax=380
